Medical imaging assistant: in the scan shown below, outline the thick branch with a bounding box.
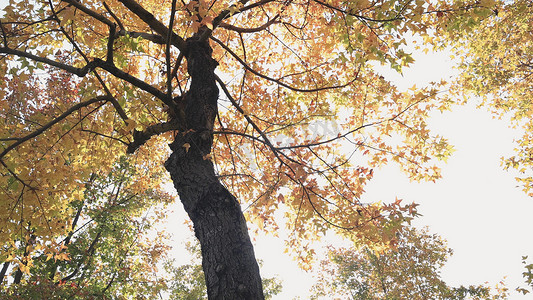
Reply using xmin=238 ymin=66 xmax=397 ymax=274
xmin=0 ymin=262 xmax=9 ymax=284
xmin=2 ymin=46 xmax=169 ymax=102
xmin=127 ymin=121 xmax=180 ymax=153
xmin=47 ymin=2 xmax=130 ymax=122
xmin=0 ymin=46 xmax=93 ymax=76
xmin=117 ymin=0 xmax=187 ymax=52
xmin=94 ymin=58 xmax=168 ymax=101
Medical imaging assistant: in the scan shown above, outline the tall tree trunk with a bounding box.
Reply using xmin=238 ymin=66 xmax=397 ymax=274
xmin=0 ymin=262 xmax=9 ymax=284
xmin=165 ymin=35 xmax=264 ymax=299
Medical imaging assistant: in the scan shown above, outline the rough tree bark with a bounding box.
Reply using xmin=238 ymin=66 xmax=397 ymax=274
xmin=164 ymin=35 xmax=264 ymax=299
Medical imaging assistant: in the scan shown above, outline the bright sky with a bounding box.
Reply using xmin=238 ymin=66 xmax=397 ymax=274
xmin=365 ymin=47 xmax=533 ymax=299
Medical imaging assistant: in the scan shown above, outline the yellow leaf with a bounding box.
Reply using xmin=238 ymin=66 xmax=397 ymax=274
xmin=56 ymin=252 xmax=70 ymax=261
xmin=60 ymin=6 xmax=75 ymax=27
xmin=202 ymin=16 xmax=214 ymax=30
xmin=355 ymin=0 xmax=370 ymax=9
xmin=19 ymin=264 xmax=30 ymax=275
xmin=125 ymin=119 xmax=137 ymax=131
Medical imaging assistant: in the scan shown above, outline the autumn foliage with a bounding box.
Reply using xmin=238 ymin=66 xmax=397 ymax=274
xmin=1 ymin=0 xmax=526 ymax=297
xmin=441 ymin=0 xmax=533 ymax=196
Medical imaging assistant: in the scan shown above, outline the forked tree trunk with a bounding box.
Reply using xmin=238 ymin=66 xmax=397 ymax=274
xmin=164 ymin=35 xmax=264 ymax=299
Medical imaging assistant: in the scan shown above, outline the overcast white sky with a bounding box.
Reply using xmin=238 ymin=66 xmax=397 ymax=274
xmin=363 ymin=104 xmax=533 ymax=299
xmin=366 ymin=47 xmax=533 ymax=299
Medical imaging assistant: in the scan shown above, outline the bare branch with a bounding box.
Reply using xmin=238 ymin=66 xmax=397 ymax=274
xmin=276 ymin=122 xmax=378 ymax=150
xmin=32 ymin=49 xmax=165 ymax=102
xmin=216 ymin=75 xmax=279 ymax=156
xmin=61 ymin=0 xmax=115 ymax=27
xmin=89 ymin=58 xmax=168 ymax=102
xmin=80 ymin=129 xmax=129 ymax=146
xmin=198 ymin=0 xmax=252 ymax=41
xmin=211 ymin=36 xmax=359 ymax=93
xmin=106 ymin=23 xmax=117 ymax=62
xmin=47 ymin=1 xmax=130 ymax=123
xmin=0 ymin=159 xmax=35 ymax=189
xmin=103 ymin=1 xmax=125 ymax=31
xmin=0 ymin=46 xmax=93 ymax=76
xmin=0 ymin=20 xmax=8 ymax=46
xmin=302 ymin=186 xmax=355 ymax=230
xmin=118 ymin=30 xmax=165 ymax=44
xmin=127 ymin=121 xmax=181 ymax=153
xmin=60 ymin=230 xmax=102 ymax=283
xmin=166 ymin=0 xmax=179 ymax=105
xmin=311 ymin=0 xmax=404 ymax=23
xmin=239 ymin=0 xmax=277 ymax=14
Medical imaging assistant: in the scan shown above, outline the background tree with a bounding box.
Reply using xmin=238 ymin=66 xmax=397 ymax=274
xmin=311 ymin=227 xmax=509 ymax=300
xmin=166 ymin=240 xmax=282 ymax=299
xmin=436 ymin=3 xmax=533 ymax=296
xmin=0 ymin=157 xmax=174 ymax=298
xmin=0 ymin=0 xmax=496 ymax=297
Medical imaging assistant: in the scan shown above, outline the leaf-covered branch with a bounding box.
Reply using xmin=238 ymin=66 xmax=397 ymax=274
xmin=0 ymin=95 xmax=112 ymax=160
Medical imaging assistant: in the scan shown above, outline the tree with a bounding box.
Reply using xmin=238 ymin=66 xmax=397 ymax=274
xmin=311 ymin=227 xmax=509 ymax=300
xmin=0 ymin=0 xmax=495 ymax=298
xmin=438 ymin=2 xmax=533 ymax=297
xmin=0 ymin=157 xmax=174 ymax=298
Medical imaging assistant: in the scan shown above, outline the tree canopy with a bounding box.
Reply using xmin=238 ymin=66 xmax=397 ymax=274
xmin=1 ymin=0 xmax=528 ymax=298
xmin=0 ymin=157 xmax=175 ymax=298
xmin=311 ymin=227 xmax=509 ymax=299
